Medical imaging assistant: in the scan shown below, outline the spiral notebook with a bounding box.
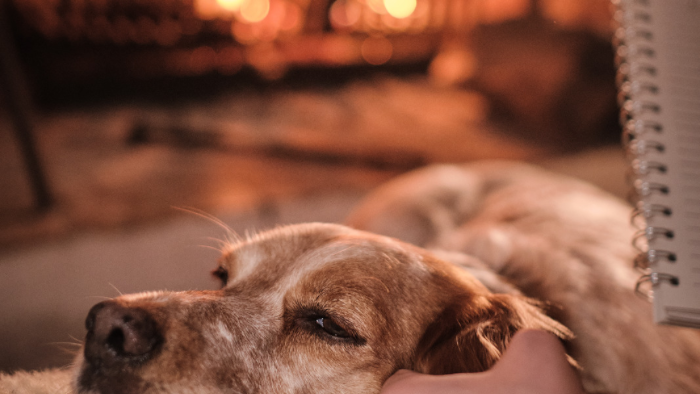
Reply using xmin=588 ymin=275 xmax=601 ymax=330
xmin=613 ymin=0 xmax=700 ymax=328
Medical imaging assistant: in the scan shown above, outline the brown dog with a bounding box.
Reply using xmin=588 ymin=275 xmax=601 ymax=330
xmin=71 ymin=220 xmax=569 ymax=393
xmin=3 ymin=162 xmax=699 ymax=393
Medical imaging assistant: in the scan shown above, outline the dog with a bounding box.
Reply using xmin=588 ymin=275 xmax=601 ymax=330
xmin=2 ymin=161 xmax=700 ymax=393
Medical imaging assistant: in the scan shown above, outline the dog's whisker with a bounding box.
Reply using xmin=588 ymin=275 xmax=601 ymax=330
xmin=53 ymin=346 xmax=82 ymax=356
xmin=204 ymin=235 xmax=227 ymax=244
xmin=86 ymin=295 xmax=113 ymax=301
xmin=173 ymin=206 xmax=241 ymax=242
xmin=108 ymin=282 xmax=124 ymax=296
xmin=198 ymin=243 xmax=226 ymax=254
xmin=45 ymin=341 xmax=82 ymax=358
xmin=48 ymin=341 xmax=83 ymax=348
xmin=202 ymin=236 xmax=236 ymax=252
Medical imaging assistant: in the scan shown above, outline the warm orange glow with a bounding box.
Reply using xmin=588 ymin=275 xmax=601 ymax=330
xmin=189 ymin=46 xmax=217 ymax=74
xmin=361 ymin=36 xmax=392 ymax=65
xmin=329 ymin=0 xmax=362 ymax=29
xmin=240 ymin=0 xmax=270 ymax=22
xmin=428 ymin=47 xmax=477 ymax=86
xmin=217 ymin=0 xmax=245 ymax=11
xmin=217 ymin=47 xmax=245 ymax=75
xmin=480 ymin=0 xmax=530 ymax=24
xmin=280 ymin=2 xmax=302 ymax=33
xmin=367 ymin=0 xmax=387 ymax=14
xmin=383 ymin=0 xmax=416 ymax=19
xmin=232 ymin=21 xmax=256 ymax=44
xmin=194 ymin=0 xmax=222 ymax=20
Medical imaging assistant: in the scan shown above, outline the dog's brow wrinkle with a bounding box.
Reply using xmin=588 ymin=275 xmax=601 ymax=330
xmin=357 ymin=276 xmax=391 ymax=293
xmin=324 ymin=246 xmax=353 ymax=259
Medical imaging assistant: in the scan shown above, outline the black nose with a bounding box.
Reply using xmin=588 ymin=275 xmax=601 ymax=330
xmin=84 ymin=300 xmax=162 ymax=368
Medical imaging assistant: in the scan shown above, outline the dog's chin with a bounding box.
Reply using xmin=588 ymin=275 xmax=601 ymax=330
xmin=73 ymin=353 xmax=144 ymax=394
xmin=72 ymin=349 xmax=152 ymax=394
xmin=77 ymin=366 xmax=143 ymax=394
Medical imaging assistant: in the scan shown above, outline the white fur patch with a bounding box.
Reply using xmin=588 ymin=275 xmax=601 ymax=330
xmin=216 ymin=321 xmax=234 ymax=343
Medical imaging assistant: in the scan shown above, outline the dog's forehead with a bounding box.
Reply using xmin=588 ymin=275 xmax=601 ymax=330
xmin=220 ymin=223 xmax=430 ymax=287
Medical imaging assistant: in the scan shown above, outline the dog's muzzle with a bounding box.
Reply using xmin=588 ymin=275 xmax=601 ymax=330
xmin=83 ymin=300 xmax=163 ymax=370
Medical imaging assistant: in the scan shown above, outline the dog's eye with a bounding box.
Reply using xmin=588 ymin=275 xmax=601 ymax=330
xmin=315 ymin=317 xmax=351 ymax=339
xmin=211 ymin=266 xmax=229 ymax=287
xmin=289 ymin=307 xmax=365 ymax=345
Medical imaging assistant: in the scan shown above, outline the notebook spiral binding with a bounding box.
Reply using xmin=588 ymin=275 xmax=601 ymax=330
xmin=612 ymin=0 xmax=680 ymax=300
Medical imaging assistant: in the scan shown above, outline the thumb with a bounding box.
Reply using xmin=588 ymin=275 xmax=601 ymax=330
xmin=489 ymin=329 xmax=584 ymax=394
xmin=380 ymin=369 xmax=481 ymax=394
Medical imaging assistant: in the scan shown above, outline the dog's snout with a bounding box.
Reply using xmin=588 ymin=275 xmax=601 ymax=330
xmin=84 ymin=300 xmax=162 ymax=368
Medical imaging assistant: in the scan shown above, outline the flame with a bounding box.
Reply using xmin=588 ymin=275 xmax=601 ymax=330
xmin=383 ymin=0 xmax=416 ymax=19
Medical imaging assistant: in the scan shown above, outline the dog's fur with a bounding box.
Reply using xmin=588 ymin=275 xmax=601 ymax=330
xmin=2 ymin=162 xmax=700 ymax=394
xmin=347 ymin=161 xmax=700 ymax=394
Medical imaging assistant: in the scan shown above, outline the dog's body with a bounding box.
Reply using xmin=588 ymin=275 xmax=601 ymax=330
xmin=2 ymin=162 xmax=700 ymax=394
xmin=347 ymin=161 xmax=700 ymax=394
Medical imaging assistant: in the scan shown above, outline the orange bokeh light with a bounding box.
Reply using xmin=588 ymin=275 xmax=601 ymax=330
xmin=384 ymin=0 xmax=417 ymax=19
xmin=240 ymin=0 xmax=271 ymax=23
xmin=329 ymin=0 xmax=362 ymax=30
xmin=361 ymin=36 xmax=392 ymax=65
xmin=217 ymin=0 xmax=245 ymax=11
xmin=367 ymin=0 xmax=387 ymax=14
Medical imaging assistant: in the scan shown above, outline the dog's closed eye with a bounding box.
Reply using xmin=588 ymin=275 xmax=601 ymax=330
xmin=291 ymin=307 xmax=365 ymax=345
xmin=314 ymin=317 xmax=351 ymax=339
xmin=211 ymin=266 xmax=229 ymax=287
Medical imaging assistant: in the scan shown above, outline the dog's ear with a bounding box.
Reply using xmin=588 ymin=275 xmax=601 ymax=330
xmin=412 ymin=293 xmax=572 ymax=374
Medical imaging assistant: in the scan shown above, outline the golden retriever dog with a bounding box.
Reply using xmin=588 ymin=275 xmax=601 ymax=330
xmin=2 ymin=161 xmax=699 ymax=394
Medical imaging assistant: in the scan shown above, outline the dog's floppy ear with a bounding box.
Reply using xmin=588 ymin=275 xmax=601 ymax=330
xmin=412 ymin=293 xmax=572 ymax=374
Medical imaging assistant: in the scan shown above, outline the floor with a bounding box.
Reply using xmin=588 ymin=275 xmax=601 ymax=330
xmin=0 ymin=77 xmax=550 ymax=251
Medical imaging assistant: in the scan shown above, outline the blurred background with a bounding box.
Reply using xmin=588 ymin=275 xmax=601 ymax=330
xmin=1 ymin=0 xmax=628 ymax=373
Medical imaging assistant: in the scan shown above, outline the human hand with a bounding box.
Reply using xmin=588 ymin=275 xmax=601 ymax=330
xmin=381 ymin=329 xmax=584 ymax=394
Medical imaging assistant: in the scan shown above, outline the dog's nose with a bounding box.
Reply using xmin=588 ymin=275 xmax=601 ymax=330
xmin=84 ymin=300 xmax=162 ymax=367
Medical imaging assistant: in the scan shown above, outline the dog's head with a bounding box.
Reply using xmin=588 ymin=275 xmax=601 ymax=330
xmin=74 ymin=223 xmax=570 ymax=394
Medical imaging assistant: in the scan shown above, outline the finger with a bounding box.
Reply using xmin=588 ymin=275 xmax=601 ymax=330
xmin=491 ymin=329 xmax=585 ymax=394
xmin=380 ymin=369 xmax=480 ymax=394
